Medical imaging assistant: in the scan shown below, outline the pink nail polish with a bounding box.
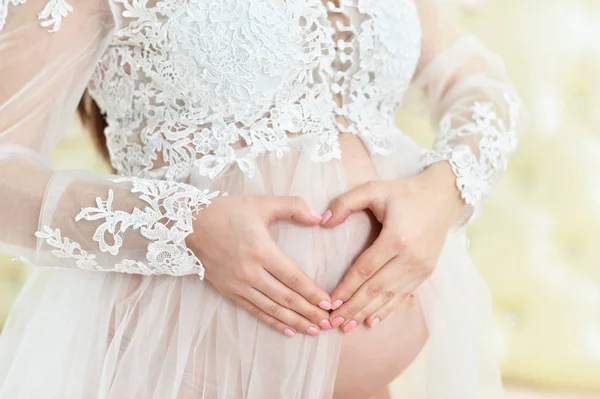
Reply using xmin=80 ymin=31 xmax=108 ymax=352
xmin=370 ymin=317 xmax=380 ymax=328
xmin=284 ymin=328 xmax=296 ymax=338
xmin=331 ymin=316 xmax=344 ymax=327
xmin=320 ymin=209 xmax=333 ymax=225
xmin=307 ymin=326 xmax=320 ymax=336
xmin=331 ymin=299 xmax=343 ymax=310
xmin=310 ymin=208 xmax=323 ymax=220
xmin=342 ymin=320 xmax=357 ymax=333
xmin=318 ymin=300 xmax=332 ymax=311
xmin=319 ymin=319 xmax=332 ymax=330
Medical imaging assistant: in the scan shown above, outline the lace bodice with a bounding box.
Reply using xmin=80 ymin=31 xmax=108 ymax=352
xmin=90 ymin=0 xmax=422 ymax=181
xmin=0 ymin=0 xmax=520 ymax=278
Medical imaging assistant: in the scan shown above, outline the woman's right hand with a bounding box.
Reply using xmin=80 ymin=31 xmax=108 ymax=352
xmin=186 ymin=195 xmax=333 ymax=337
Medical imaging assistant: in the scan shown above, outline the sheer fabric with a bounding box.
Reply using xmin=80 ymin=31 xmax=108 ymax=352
xmin=0 ymin=0 xmax=218 ymax=277
xmin=412 ymin=0 xmax=520 ymax=223
xmin=0 ymin=0 xmax=519 ymax=398
xmin=0 ymin=0 xmax=519 ymax=276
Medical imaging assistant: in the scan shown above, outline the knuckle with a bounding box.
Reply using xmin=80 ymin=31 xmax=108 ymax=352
xmin=282 ymin=295 xmax=295 ymax=307
xmin=381 ymin=291 xmax=395 ymax=302
xmin=400 ymin=291 xmax=412 ymax=301
xmin=356 ymin=266 xmax=374 ymax=280
xmin=353 ymin=311 xmax=366 ymax=323
xmin=407 ymin=248 xmax=426 ymax=266
xmin=367 ymin=283 xmax=383 ymax=297
xmin=344 ymin=304 xmax=360 ymax=316
xmin=248 ymin=304 xmax=262 ymax=318
xmin=265 ymin=303 xmax=279 ymax=317
xmin=392 ymin=235 xmax=409 ymax=252
xmin=306 ymin=309 xmax=321 ymax=322
xmin=287 ymin=274 xmax=302 ymax=290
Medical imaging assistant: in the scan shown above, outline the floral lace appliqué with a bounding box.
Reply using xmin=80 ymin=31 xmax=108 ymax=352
xmin=36 ymin=178 xmax=219 ymax=278
xmin=0 ymin=0 xmax=72 ymax=32
xmin=423 ymin=92 xmax=520 ymax=207
xmin=89 ymin=0 xmax=422 ymax=181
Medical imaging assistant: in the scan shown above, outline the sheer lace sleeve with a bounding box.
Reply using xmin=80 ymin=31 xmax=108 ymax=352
xmin=412 ymin=0 xmax=521 ymax=224
xmin=0 ymin=0 xmax=218 ymax=278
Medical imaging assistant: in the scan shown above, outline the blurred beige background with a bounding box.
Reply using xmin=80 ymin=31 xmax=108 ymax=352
xmin=1 ymin=0 xmax=599 ymax=398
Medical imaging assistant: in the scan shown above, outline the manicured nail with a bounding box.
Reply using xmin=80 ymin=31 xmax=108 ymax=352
xmin=318 ymin=300 xmax=332 ymax=311
xmin=310 ymin=207 xmax=323 ymax=221
xmin=331 ymin=299 xmax=343 ymax=310
xmin=320 ymin=209 xmax=333 ymax=225
xmin=331 ymin=316 xmax=345 ymax=328
xmin=284 ymin=328 xmax=296 ymax=338
xmin=342 ymin=320 xmax=357 ymax=333
xmin=307 ymin=326 xmax=320 ymax=336
xmin=319 ymin=319 xmax=332 ymax=330
xmin=370 ymin=317 xmax=380 ymax=328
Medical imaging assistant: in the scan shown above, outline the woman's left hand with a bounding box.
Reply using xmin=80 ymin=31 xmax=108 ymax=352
xmin=321 ymin=161 xmax=466 ymax=332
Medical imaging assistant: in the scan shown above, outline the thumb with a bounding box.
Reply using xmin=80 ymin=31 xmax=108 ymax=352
xmin=267 ymin=196 xmax=323 ymax=226
xmin=321 ymin=182 xmax=381 ymax=228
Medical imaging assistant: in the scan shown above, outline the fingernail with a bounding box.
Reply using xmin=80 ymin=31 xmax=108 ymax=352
xmin=331 ymin=316 xmax=344 ymax=327
xmin=370 ymin=317 xmax=381 ymax=328
xmin=307 ymin=326 xmax=320 ymax=336
xmin=320 ymin=209 xmax=333 ymax=225
xmin=342 ymin=320 xmax=357 ymax=333
xmin=319 ymin=319 xmax=332 ymax=330
xmin=318 ymin=300 xmax=332 ymax=311
xmin=284 ymin=328 xmax=296 ymax=338
xmin=310 ymin=207 xmax=323 ymax=221
xmin=331 ymin=299 xmax=343 ymax=310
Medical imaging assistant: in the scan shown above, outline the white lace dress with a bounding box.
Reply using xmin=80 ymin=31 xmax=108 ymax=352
xmin=0 ymin=0 xmax=519 ymax=398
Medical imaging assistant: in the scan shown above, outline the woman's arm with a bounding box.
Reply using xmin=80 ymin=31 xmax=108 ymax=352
xmin=0 ymin=0 xmax=218 ymax=277
xmin=321 ymin=0 xmax=521 ymax=330
xmin=0 ymin=2 xmax=333 ymax=336
xmin=413 ymin=0 xmax=521 ymax=225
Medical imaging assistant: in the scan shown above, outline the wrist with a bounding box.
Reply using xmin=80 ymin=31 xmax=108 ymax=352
xmin=413 ymin=161 xmax=465 ymax=224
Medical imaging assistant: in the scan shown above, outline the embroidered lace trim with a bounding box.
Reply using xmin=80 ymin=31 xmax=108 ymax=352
xmin=36 ymin=178 xmax=219 ymax=278
xmin=422 ymin=93 xmax=520 ymax=207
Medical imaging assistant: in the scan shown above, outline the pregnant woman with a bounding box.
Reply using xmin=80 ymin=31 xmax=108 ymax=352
xmin=0 ymin=0 xmax=519 ymax=398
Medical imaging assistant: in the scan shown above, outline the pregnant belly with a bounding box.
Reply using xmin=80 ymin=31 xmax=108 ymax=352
xmin=333 ymin=134 xmax=428 ymax=398
xmin=107 ymin=131 xmax=426 ymax=398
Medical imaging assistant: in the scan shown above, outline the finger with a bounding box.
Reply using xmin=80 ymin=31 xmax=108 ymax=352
xmin=365 ymin=292 xmax=416 ymax=328
xmin=336 ymin=257 xmax=423 ymax=331
xmin=245 ymin=287 xmax=321 ymax=336
xmin=267 ymin=196 xmax=322 ymax=226
xmin=329 ymin=230 xmax=397 ymax=306
xmin=350 ymin=283 xmax=405 ymax=328
xmin=234 ymin=295 xmax=297 ymax=338
xmin=254 ymin=269 xmax=332 ymax=330
xmin=321 ymin=182 xmax=382 ymax=228
xmin=343 ymin=286 xmax=399 ymax=330
xmin=262 ymin=239 xmax=332 ymax=311
xmin=329 ymin=261 xmax=398 ymax=332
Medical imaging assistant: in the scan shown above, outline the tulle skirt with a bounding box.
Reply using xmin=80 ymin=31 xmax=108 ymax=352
xmin=0 ymin=134 xmax=503 ymax=398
